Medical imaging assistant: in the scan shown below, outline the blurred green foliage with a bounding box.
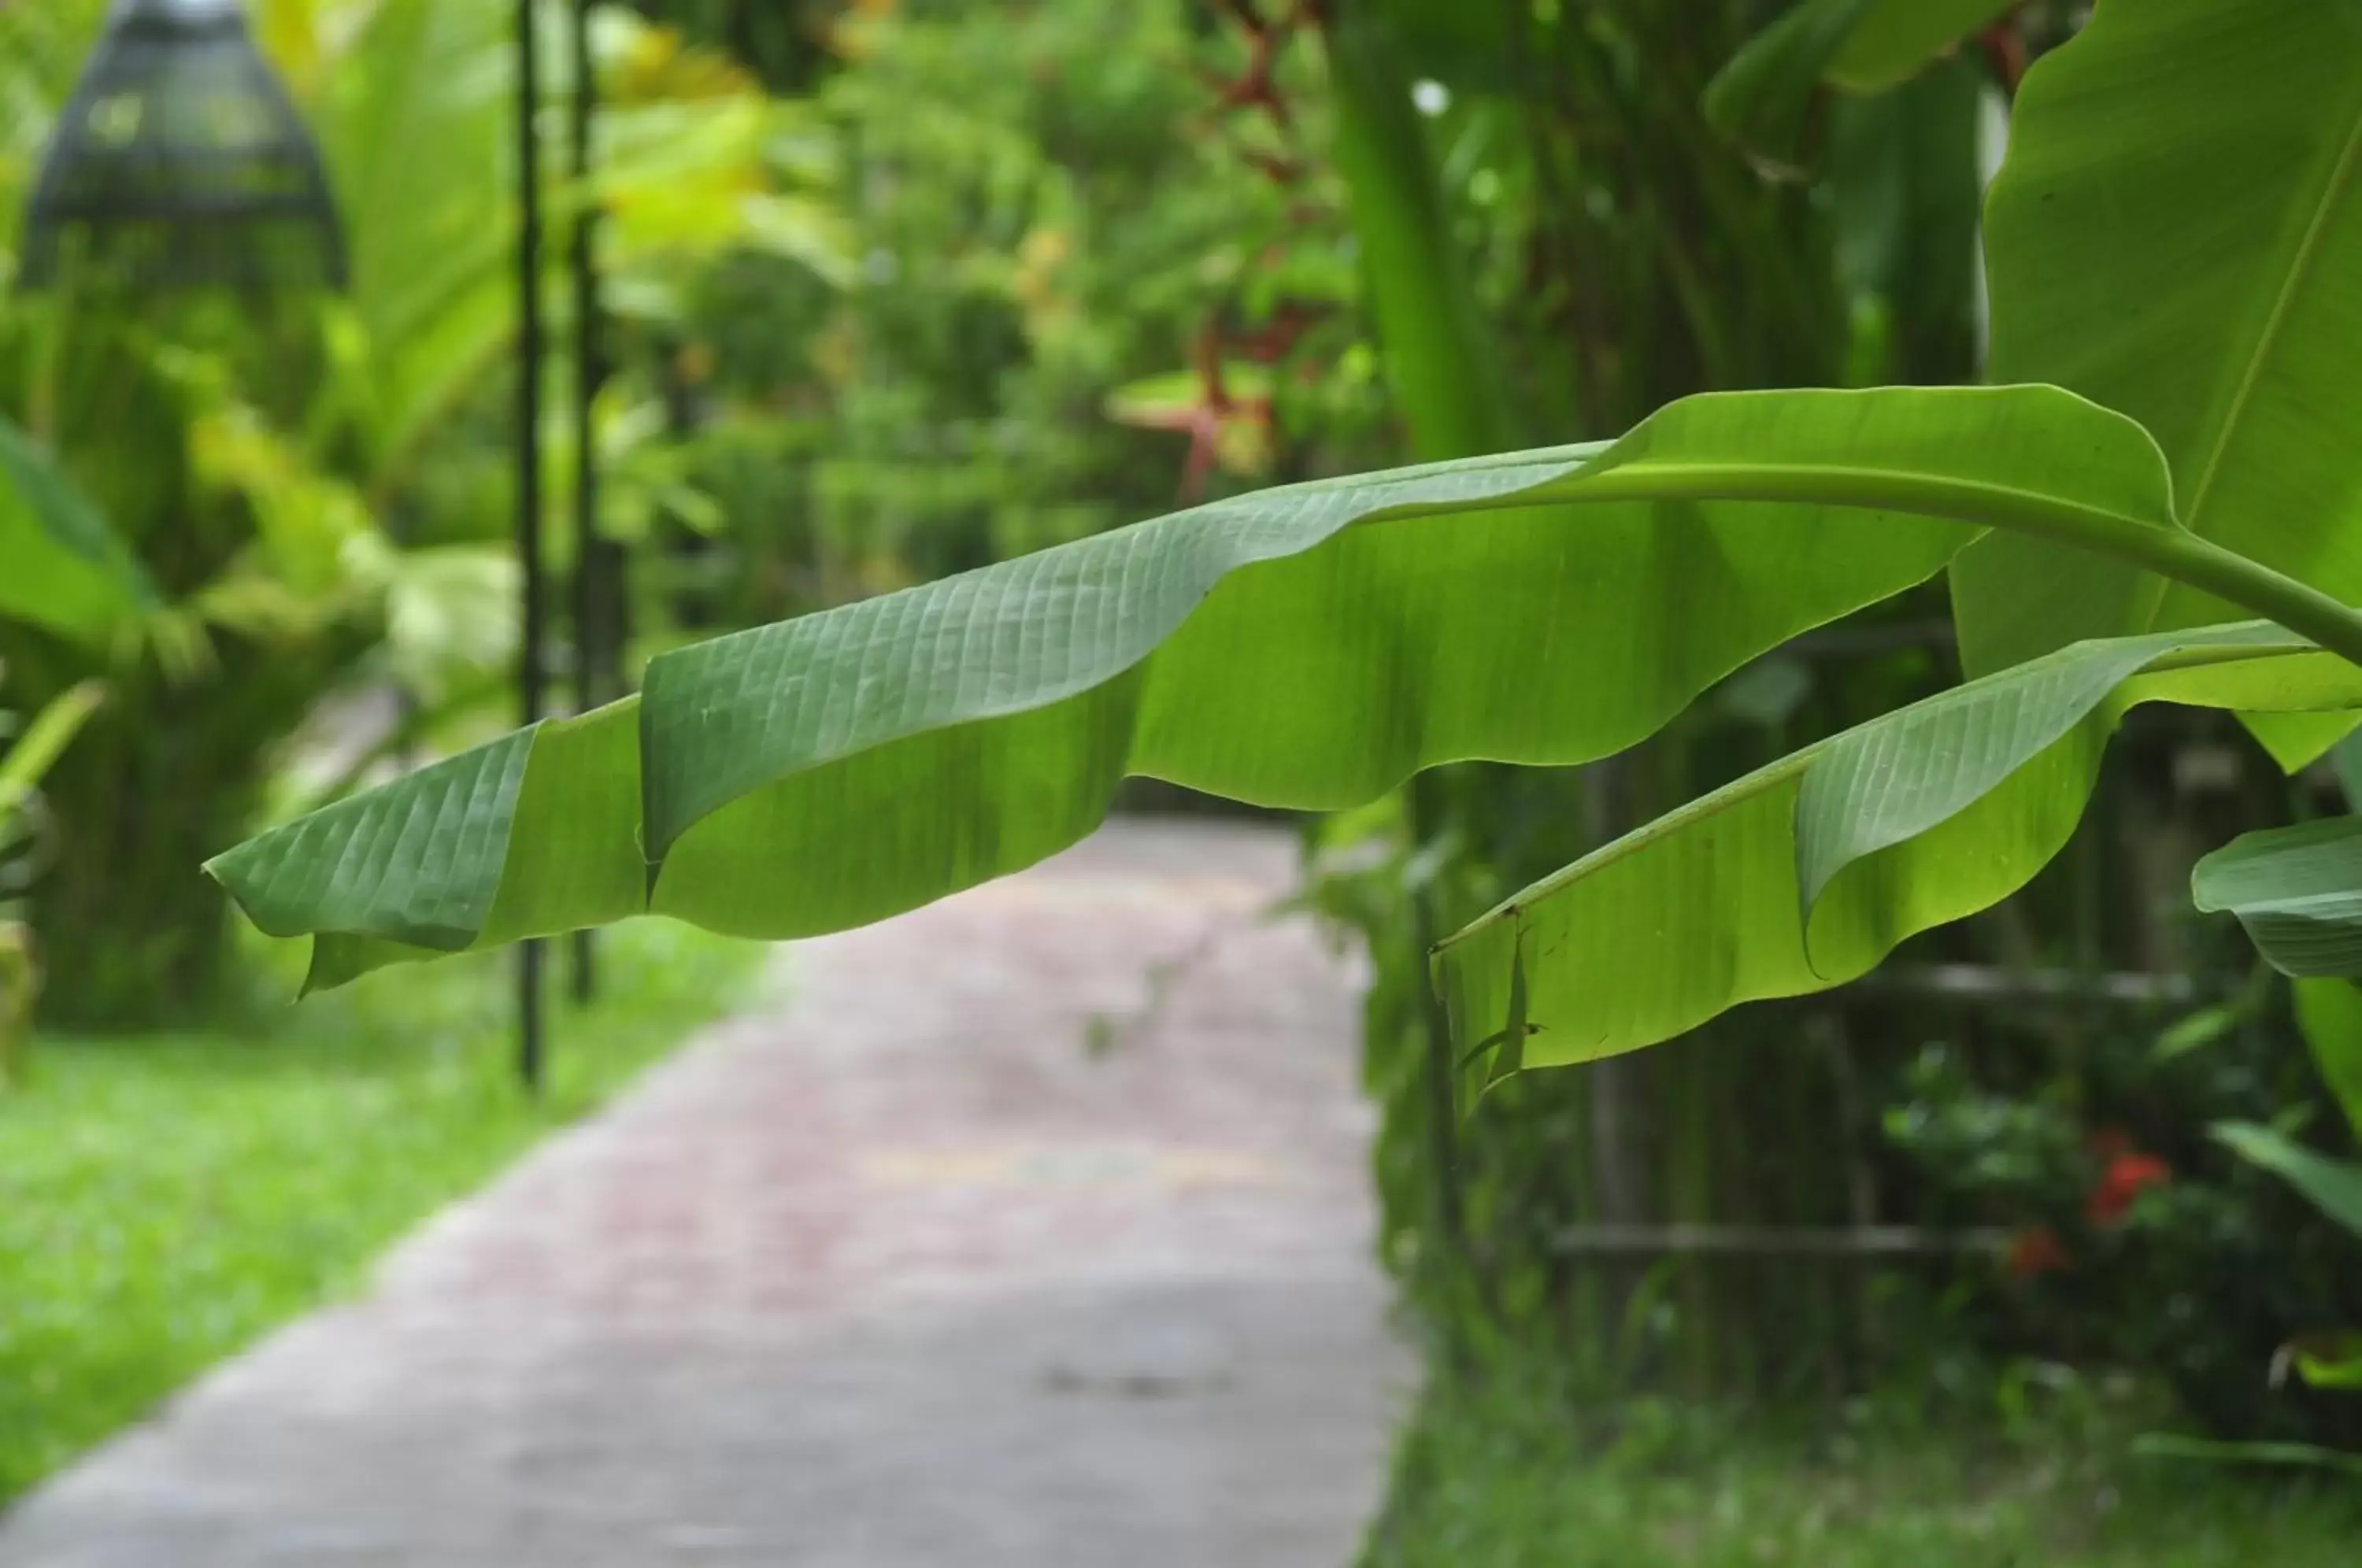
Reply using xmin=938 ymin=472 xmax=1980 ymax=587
xmin=643 ymin=0 xmax=1385 ymax=633
xmin=0 ymin=0 xmax=800 ymax=1024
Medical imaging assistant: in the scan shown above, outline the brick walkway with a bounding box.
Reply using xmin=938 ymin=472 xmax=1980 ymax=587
xmin=0 ymin=821 xmax=1409 ymax=1567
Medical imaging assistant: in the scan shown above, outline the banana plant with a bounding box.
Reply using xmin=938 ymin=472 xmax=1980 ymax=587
xmin=212 ymin=0 xmax=2362 ymax=1103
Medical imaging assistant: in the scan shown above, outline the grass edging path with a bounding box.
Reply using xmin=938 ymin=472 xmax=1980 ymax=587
xmin=1361 ymin=1363 xmax=2362 ymax=1567
xmin=0 ymin=920 xmax=761 ymax=1503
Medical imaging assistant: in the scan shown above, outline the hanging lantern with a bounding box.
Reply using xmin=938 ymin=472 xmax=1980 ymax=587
xmin=18 ymin=0 xmax=346 ymax=292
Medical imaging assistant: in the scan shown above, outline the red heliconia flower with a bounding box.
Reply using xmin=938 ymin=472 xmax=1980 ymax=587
xmin=2087 ymin=1151 xmax=2172 ymax=1226
xmin=2005 ymin=1226 xmax=2072 ymax=1279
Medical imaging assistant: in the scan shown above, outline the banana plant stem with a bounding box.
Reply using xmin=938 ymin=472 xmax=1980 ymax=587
xmin=1438 ymin=463 xmax=2362 ymax=671
xmin=2106 ymin=530 xmax=2362 ymax=673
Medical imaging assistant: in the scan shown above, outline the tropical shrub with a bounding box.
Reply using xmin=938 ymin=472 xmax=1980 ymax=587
xmin=1884 ymin=1001 xmax=2362 ymax=1443
xmin=0 ymin=0 xmax=808 ymax=1025
xmin=0 ymin=0 xmax=519 ymax=1024
xmin=2184 ymin=885 xmax=2362 ymax=1401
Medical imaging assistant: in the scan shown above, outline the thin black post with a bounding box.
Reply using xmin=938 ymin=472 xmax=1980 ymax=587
xmin=567 ymin=0 xmax=602 ymax=1004
xmin=516 ymin=0 xmax=547 ymax=1092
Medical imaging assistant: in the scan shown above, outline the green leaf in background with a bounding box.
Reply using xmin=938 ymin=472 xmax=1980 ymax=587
xmin=318 ymin=0 xmax=512 ymax=481
xmin=211 ymin=383 xmax=2166 ymax=987
xmin=319 ymin=0 xmax=800 ymax=488
xmin=2333 ymin=729 xmax=2362 ymax=808
xmin=2213 ymin=1120 xmax=2362 ymax=1240
xmin=2294 ymin=976 xmax=2362 ymax=1140
xmin=1823 ymin=0 xmax=2014 ymax=94
xmin=1440 ymin=627 xmax=2362 ymax=1090
xmin=0 ymin=682 xmax=106 ymax=814
xmin=2132 ymin=1433 xmax=2362 ymax=1478
xmin=1370 ymin=0 xmax=1515 ymax=96
xmin=1953 ymin=0 xmax=2362 ymax=693
xmin=1705 ymin=0 xmax=1875 ymax=169
xmin=2290 ymin=1337 xmax=2362 ymax=1390
xmin=1321 ymin=4 xmax=1518 ymax=459
xmin=0 ymin=415 xmax=156 ymax=645
xmin=2154 ymin=1001 xmax=2248 ymax=1063
xmin=2194 ymin=817 xmax=2362 ymax=979
xmin=1826 ymin=54 xmax=1984 ymax=384
xmin=1704 ymin=0 xmax=2008 ymax=169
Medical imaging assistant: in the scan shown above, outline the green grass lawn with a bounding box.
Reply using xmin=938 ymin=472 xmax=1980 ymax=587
xmin=0 ymin=920 xmax=762 ymax=1504
xmin=1365 ymin=1366 xmax=2362 ymax=1567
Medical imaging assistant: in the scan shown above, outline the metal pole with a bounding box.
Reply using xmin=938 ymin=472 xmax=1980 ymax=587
xmin=567 ymin=0 xmax=602 ymax=1005
xmin=516 ymin=0 xmax=547 ymax=1093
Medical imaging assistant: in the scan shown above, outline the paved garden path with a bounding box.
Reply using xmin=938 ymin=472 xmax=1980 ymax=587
xmin=0 ymin=821 xmax=1409 ymax=1566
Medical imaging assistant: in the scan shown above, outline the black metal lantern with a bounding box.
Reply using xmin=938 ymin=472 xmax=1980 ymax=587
xmin=19 ymin=0 xmax=346 ymax=291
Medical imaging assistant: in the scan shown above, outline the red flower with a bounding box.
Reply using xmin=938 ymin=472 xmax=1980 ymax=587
xmin=2087 ymin=1151 xmax=2172 ymax=1226
xmin=2005 ymin=1226 xmax=2072 ymax=1278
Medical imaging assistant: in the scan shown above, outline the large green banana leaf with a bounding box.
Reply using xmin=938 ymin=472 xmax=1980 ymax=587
xmin=210 ymin=383 xmax=2170 ymax=990
xmin=1437 ymin=626 xmax=2362 ymax=1090
xmin=1953 ymin=0 xmax=2362 ymax=712
xmin=2194 ymin=817 xmax=2362 ymax=980
xmin=0 ymin=414 xmax=155 ymax=644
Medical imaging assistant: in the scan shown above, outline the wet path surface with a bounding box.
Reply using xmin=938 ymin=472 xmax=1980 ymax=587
xmin=0 ymin=821 xmax=1409 ymax=1566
